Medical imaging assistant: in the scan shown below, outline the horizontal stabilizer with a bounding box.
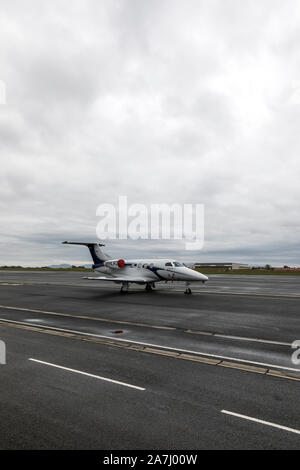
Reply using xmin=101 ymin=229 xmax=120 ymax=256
xmin=62 ymin=241 xmax=105 ymax=247
xmin=62 ymin=241 xmax=110 ymax=264
xmin=83 ymin=276 xmax=149 ymax=283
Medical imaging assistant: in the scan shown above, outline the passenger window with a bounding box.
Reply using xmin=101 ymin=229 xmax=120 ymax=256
xmin=165 ymin=262 xmax=172 ymax=267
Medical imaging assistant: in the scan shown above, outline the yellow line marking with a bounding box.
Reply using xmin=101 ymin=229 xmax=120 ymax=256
xmin=0 ymin=283 xmax=22 ymax=286
xmin=0 ymin=317 xmax=299 ymax=373
xmin=219 ymin=361 xmax=267 ymax=374
xmin=0 ymin=318 xmax=299 ymax=382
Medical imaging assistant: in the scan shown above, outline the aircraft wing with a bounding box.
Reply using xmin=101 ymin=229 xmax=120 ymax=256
xmin=83 ymin=276 xmax=149 ymax=284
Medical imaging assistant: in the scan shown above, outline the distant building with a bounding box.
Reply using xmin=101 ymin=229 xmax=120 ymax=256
xmin=194 ymin=262 xmax=249 ymax=270
xmin=273 ymin=267 xmax=300 ymax=271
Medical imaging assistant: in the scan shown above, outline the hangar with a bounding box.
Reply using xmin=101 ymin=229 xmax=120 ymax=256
xmin=194 ymin=262 xmax=249 ymax=270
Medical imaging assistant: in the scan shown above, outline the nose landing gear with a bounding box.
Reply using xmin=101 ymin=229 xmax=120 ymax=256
xmin=184 ymin=282 xmax=192 ymax=295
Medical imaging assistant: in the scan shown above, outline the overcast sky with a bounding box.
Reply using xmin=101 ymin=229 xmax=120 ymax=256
xmin=1 ymin=0 xmax=300 ymax=266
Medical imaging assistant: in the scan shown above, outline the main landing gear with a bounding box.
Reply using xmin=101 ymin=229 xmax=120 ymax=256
xmin=120 ymin=282 xmax=129 ymax=294
xmin=145 ymin=283 xmax=155 ymax=292
xmin=184 ymin=282 xmax=192 ymax=295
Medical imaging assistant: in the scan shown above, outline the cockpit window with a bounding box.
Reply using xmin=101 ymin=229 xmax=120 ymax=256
xmin=174 ymin=261 xmax=183 ymax=267
xmin=165 ymin=262 xmax=173 ymax=267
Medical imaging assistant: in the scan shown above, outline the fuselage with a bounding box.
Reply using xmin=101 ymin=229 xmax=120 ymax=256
xmin=95 ymin=258 xmax=208 ymax=283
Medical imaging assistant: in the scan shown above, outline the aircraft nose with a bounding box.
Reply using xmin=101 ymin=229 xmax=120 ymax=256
xmin=185 ymin=267 xmax=208 ymax=281
xmin=196 ymin=272 xmax=208 ymax=281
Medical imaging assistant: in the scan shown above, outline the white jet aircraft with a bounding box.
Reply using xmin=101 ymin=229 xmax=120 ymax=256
xmin=62 ymin=241 xmax=208 ymax=294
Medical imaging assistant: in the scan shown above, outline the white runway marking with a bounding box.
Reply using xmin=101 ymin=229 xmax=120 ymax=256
xmin=221 ymin=410 xmax=300 ymax=435
xmin=0 ymin=304 xmax=175 ymax=330
xmin=213 ymin=333 xmax=290 ymax=346
xmin=0 ymin=304 xmax=292 ymax=346
xmin=1 ymin=317 xmax=299 ymax=374
xmin=29 ymin=358 xmax=145 ymax=391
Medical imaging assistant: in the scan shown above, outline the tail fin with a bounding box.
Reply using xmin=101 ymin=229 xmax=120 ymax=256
xmin=62 ymin=241 xmax=111 ymax=267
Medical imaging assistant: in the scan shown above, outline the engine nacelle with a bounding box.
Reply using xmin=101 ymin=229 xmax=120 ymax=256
xmin=104 ymin=259 xmax=126 ymax=269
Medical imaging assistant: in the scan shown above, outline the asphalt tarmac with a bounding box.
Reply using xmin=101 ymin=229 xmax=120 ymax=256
xmin=0 ymin=271 xmax=299 ymax=449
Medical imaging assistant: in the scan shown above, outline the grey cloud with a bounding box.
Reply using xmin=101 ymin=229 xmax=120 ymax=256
xmin=0 ymin=0 xmax=300 ymax=266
